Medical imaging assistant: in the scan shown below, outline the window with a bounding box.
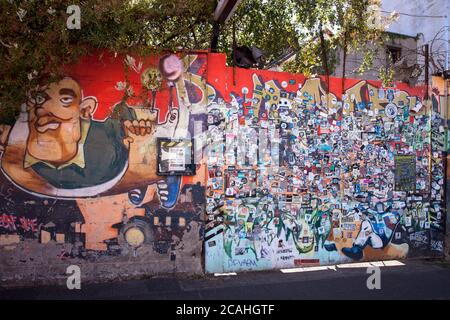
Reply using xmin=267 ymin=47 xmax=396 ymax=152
xmin=386 ymin=46 xmax=402 ymax=65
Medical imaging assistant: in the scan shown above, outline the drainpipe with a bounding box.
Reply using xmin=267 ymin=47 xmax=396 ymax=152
xmin=443 ymin=10 xmax=449 ymax=259
xmin=446 ymin=13 xmax=449 ymax=71
xmin=445 ymin=76 xmax=449 ymax=260
xmin=425 ymin=44 xmax=429 ymax=101
xmin=445 ymin=65 xmax=450 ymax=261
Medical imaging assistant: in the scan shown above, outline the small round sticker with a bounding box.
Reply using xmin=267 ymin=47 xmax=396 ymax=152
xmin=385 ymin=103 xmax=398 ymax=118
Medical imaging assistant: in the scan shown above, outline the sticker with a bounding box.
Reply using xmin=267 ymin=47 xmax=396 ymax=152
xmin=168 ymin=147 xmax=185 ymax=171
xmin=405 ymin=216 xmax=412 ymax=227
xmin=317 ymin=226 xmax=325 ymax=235
xmin=411 ymin=101 xmax=422 ymax=112
xmin=385 ymin=103 xmax=398 ymax=118
xmin=208 ymin=241 xmax=216 ymax=247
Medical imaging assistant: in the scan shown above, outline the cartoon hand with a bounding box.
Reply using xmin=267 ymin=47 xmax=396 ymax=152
xmin=122 ymin=107 xmax=179 ymax=158
xmin=122 ymin=117 xmax=159 ymax=177
xmin=0 ymin=124 xmax=11 ymax=153
xmin=154 ymin=108 xmax=179 ymax=138
xmin=122 ymin=119 xmax=156 ymax=147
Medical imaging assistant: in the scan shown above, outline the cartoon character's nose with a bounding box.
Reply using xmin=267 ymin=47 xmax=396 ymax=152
xmin=35 ymin=106 xmax=47 ymax=117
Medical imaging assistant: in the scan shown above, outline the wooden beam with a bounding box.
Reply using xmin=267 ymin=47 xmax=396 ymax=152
xmin=214 ymin=0 xmax=241 ymax=23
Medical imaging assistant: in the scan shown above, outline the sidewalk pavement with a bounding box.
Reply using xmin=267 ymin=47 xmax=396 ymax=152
xmin=1 ymin=259 xmax=450 ymax=300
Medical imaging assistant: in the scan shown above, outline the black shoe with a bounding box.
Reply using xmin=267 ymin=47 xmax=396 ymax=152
xmin=342 ymin=245 xmax=364 ymax=260
xmin=324 ymin=243 xmax=337 ymax=252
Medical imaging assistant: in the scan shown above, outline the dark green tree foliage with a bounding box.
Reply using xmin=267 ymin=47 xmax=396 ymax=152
xmin=0 ymin=0 xmax=215 ymax=123
xmin=0 ymin=0 xmax=388 ymax=122
xmin=282 ymin=0 xmax=390 ymax=77
xmin=216 ymin=0 xmax=298 ymax=67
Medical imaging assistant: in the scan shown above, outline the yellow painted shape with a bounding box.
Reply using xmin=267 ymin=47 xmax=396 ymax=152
xmin=125 ymin=228 xmax=145 ymax=247
xmin=56 ymin=233 xmax=65 ymax=243
xmin=40 ymin=230 xmax=51 ymax=244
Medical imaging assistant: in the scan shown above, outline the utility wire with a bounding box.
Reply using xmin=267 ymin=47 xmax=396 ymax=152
xmin=380 ymin=10 xmax=447 ymax=19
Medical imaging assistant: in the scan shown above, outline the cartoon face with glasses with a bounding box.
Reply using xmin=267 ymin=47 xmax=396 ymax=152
xmin=25 ymin=77 xmax=98 ymax=167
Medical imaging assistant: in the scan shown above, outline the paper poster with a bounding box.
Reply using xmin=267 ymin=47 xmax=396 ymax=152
xmin=168 ymin=147 xmax=185 ymax=171
xmin=394 ymin=155 xmax=416 ymax=191
xmin=157 ymin=138 xmax=195 ymax=175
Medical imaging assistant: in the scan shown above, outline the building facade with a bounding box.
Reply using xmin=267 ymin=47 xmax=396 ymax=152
xmin=335 ymin=0 xmax=450 ymax=82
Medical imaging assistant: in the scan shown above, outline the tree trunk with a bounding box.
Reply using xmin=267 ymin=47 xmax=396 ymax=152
xmin=341 ymin=32 xmax=348 ymax=95
xmin=319 ymin=27 xmax=330 ymax=107
xmin=319 ymin=28 xmax=330 ymax=77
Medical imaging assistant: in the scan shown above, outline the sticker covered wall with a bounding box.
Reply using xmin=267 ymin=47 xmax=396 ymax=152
xmin=204 ymin=58 xmax=446 ymax=273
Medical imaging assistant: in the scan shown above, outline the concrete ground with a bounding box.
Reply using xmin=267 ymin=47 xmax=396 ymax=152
xmin=1 ymin=259 xmax=450 ymax=300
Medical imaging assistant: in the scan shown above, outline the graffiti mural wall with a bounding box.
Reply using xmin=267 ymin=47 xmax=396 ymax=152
xmin=204 ymin=59 xmax=446 ymax=273
xmin=433 ymin=75 xmax=450 ymax=257
xmin=0 ymin=51 xmax=446 ymax=283
xmin=0 ymin=51 xmax=211 ymax=284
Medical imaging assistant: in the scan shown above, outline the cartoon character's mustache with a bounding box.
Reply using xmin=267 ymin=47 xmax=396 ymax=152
xmin=35 ymin=122 xmax=60 ymax=133
xmin=36 ymin=116 xmax=61 ymax=127
xmin=34 ymin=114 xmax=71 ymax=133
